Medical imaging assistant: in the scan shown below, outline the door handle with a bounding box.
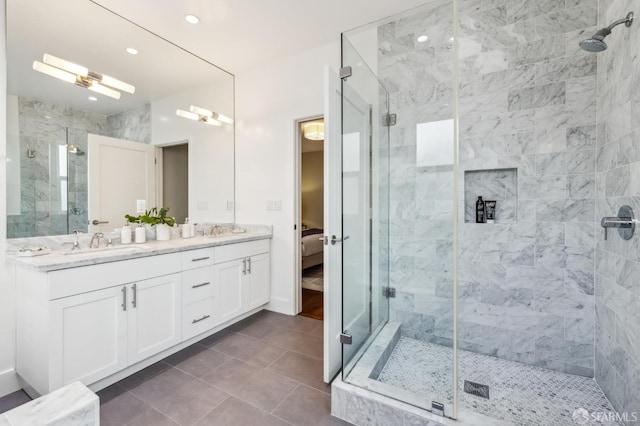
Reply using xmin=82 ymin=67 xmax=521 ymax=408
xmin=331 ymin=235 xmax=349 ymax=245
xmin=92 ymin=220 xmax=109 ymax=225
xmin=131 ymin=283 xmax=137 ymax=308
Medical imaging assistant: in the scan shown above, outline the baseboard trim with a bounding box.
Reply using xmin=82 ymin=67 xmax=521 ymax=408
xmin=0 ymin=368 xmax=21 ymax=398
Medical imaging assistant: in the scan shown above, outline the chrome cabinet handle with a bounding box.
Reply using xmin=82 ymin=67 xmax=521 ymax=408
xmin=331 ymin=235 xmax=350 ymax=245
xmin=121 ymin=286 xmax=127 ymax=311
xmin=131 ymin=283 xmax=137 ymax=308
xmin=91 ymin=220 xmax=109 ymax=225
xmin=242 ymin=258 xmax=247 ymax=275
xmin=192 ymin=281 xmax=211 ymax=289
xmin=191 ymin=256 xmax=210 ymax=262
xmin=192 ymin=314 xmax=210 ymax=324
xmin=247 ymin=257 xmax=252 ymax=274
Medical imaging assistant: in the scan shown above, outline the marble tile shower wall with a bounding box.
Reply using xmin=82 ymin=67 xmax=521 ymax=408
xmin=7 ymin=98 xmax=152 ymax=238
xmin=378 ymin=0 xmax=457 ymax=348
xmin=456 ymin=0 xmax=598 ymax=377
xmin=594 ymin=0 xmax=640 ymax=419
xmin=378 ymin=0 xmax=600 ymax=378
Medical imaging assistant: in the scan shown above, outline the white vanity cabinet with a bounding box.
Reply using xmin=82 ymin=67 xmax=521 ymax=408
xmin=14 ymin=237 xmax=271 ymax=396
xmin=214 ymin=239 xmax=270 ymax=324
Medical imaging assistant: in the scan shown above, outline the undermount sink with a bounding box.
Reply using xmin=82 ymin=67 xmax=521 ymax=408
xmin=62 ymin=245 xmax=148 ymax=256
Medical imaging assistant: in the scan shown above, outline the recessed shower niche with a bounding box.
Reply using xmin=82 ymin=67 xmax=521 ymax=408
xmin=464 ymin=168 xmax=517 ymax=223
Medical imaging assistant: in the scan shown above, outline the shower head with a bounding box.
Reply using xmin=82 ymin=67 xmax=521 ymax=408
xmin=580 ymin=12 xmax=634 ymax=52
xmin=67 ymin=145 xmax=85 ymax=155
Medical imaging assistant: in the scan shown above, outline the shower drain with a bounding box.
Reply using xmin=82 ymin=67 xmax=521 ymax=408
xmin=464 ymin=380 xmax=490 ymax=399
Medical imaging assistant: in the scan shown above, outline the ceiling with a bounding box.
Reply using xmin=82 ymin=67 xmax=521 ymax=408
xmin=92 ymin=0 xmax=429 ymax=74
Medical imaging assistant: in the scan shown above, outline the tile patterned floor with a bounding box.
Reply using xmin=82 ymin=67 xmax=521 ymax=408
xmin=0 ymin=311 xmax=350 ymax=426
xmin=377 ymin=337 xmax=622 ymax=426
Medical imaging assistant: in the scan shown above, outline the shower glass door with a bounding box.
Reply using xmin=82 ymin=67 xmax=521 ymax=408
xmin=341 ymin=36 xmax=390 ymax=377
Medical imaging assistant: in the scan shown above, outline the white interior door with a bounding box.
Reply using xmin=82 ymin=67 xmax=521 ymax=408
xmin=323 ymin=66 xmax=342 ymax=383
xmin=88 ymin=134 xmax=156 ymax=233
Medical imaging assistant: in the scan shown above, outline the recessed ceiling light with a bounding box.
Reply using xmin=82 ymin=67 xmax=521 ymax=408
xmin=126 ymin=47 xmax=138 ymax=55
xmin=449 ymin=36 xmax=455 ymax=42
xmin=185 ymin=14 xmax=200 ymax=24
xmin=88 ymin=96 xmax=98 ymax=101
xmin=417 ymin=35 xmax=429 ymax=43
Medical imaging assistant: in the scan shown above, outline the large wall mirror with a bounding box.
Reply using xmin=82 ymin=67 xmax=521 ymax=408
xmin=6 ymin=0 xmax=235 ymax=238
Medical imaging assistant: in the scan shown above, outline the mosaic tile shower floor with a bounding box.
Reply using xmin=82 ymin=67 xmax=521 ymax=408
xmin=377 ymin=337 xmax=621 ymax=426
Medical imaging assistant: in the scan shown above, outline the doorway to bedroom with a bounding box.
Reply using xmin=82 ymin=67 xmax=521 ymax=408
xmin=298 ymin=117 xmax=325 ymax=321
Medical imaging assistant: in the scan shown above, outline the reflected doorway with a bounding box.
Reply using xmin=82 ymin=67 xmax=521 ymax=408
xmin=159 ymin=142 xmax=189 ymax=224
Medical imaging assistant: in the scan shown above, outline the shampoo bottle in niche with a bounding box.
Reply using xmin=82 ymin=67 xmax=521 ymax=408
xmin=476 ymin=196 xmax=485 ymax=223
xmin=120 ymin=223 xmax=132 ymax=244
xmin=135 ymin=221 xmax=146 ymax=243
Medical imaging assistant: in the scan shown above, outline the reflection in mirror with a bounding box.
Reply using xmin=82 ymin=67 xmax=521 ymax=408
xmin=6 ymin=0 xmax=235 ymax=238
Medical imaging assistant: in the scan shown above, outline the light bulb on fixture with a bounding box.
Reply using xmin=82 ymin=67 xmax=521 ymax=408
xmin=185 ymin=14 xmax=200 ymax=24
xmin=126 ymin=47 xmax=139 ymax=55
xmin=304 ymin=123 xmax=324 ymax=140
xmin=176 ymin=109 xmax=222 ymax=126
xmin=32 ymin=53 xmax=135 ymax=99
xmin=189 ymin=105 xmax=234 ymax=124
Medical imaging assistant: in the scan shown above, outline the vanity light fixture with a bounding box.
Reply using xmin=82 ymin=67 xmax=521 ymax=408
xmin=32 ymin=53 xmax=135 ymax=100
xmin=185 ymin=14 xmax=200 ymax=24
xmin=304 ymin=123 xmax=324 ymax=140
xmin=176 ymin=108 xmax=222 ymax=126
xmin=189 ymin=105 xmax=234 ymax=124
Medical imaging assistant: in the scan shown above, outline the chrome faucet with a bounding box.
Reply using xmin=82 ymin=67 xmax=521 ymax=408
xmin=211 ymin=225 xmax=222 ymax=236
xmin=90 ymin=232 xmax=104 ymax=249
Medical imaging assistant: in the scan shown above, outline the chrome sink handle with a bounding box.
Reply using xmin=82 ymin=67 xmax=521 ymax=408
xmin=601 ymin=205 xmax=635 ymax=240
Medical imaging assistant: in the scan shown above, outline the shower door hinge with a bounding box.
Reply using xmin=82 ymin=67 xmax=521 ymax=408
xmin=340 ymin=333 xmax=353 ymax=345
xmin=383 ymin=113 xmax=397 ymax=126
xmin=384 ymin=287 xmax=396 ymax=298
xmin=339 ymin=66 xmax=352 ymax=80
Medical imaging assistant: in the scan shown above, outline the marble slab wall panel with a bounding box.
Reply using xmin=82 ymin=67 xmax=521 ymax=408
xmin=594 ymin=0 xmax=640 ymax=420
xmin=456 ymin=0 xmax=598 ymax=377
xmin=8 ymin=98 xmax=108 ymax=238
xmin=105 ymin=104 xmax=152 ymax=144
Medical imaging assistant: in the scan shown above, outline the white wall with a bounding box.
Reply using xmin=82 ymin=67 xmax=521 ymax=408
xmin=0 ymin=0 xmax=21 ymax=397
xmin=235 ymin=41 xmax=339 ymax=314
xmin=6 ymin=95 xmax=19 ymax=215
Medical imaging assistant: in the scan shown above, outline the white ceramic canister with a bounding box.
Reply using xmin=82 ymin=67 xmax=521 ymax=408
xmin=135 ymin=223 xmax=146 ymax=243
xmin=120 ymin=223 xmax=132 ymax=244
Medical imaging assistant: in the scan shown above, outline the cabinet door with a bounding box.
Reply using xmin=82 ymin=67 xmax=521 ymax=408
xmin=128 ymin=273 xmax=182 ymax=364
xmin=51 ymin=285 xmax=127 ymax=388
xmin=246 ymin=253 xmax=270 ymax=311
xmin=215 ymin=259 xmax=244 ymax=324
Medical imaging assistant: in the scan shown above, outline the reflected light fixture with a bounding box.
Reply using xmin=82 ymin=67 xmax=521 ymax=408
xmin=189 ymin=105 xmax=234 ymax=124
xmin=32 ymin=53 xmax=135 ymax=100
xmin=417 ymin=35 xmax=429 ymax=43
xmin=304 ymin=123 xmax=324 ymax=140
xmin=126 ymin=47 xmax=139 ymax=55
xmin=176 ymin=108 xmax=222 ymax=126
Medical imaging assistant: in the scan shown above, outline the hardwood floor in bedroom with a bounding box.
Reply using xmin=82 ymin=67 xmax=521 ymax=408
xmin=300 ymin=289 xmax=323 ymax=320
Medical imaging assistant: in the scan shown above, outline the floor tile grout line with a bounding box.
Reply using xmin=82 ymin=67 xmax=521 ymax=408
xmin=188 ymin=394 xmax=232 ymax=426
xmin=123 ymin=406 xmax=155 ymax=426
xmin=270 ymin=382 xmax=303 ymax=416
xmin=265 ymin=348 xmax=291 ymax=369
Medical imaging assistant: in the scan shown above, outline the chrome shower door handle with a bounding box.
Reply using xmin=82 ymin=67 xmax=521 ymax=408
xmin=600 ymin=205 xmax=635 ymax=240
xmin=92 ymin=220 xmax=109 ymax=225
xmin=331 ymin=235 xmax=350 ymax=245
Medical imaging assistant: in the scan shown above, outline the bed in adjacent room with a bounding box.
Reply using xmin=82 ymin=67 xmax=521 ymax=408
xmin=301 ymin=228 xmax=324 ymax=270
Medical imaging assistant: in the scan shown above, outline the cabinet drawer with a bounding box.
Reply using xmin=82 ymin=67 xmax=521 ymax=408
xmin=182 ymin=297 xmax=215 ymax=340
xmin=214 ymin=239 xmax=269 ymax=263
xmin=181 ymin=248 xmax=215 ymax=270
xmin=181 ymin=266 xmax=215 ymax=305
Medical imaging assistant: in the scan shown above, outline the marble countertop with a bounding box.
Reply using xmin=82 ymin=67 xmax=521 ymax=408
xmin=7 ymin=227 xmax=272 ymax=273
